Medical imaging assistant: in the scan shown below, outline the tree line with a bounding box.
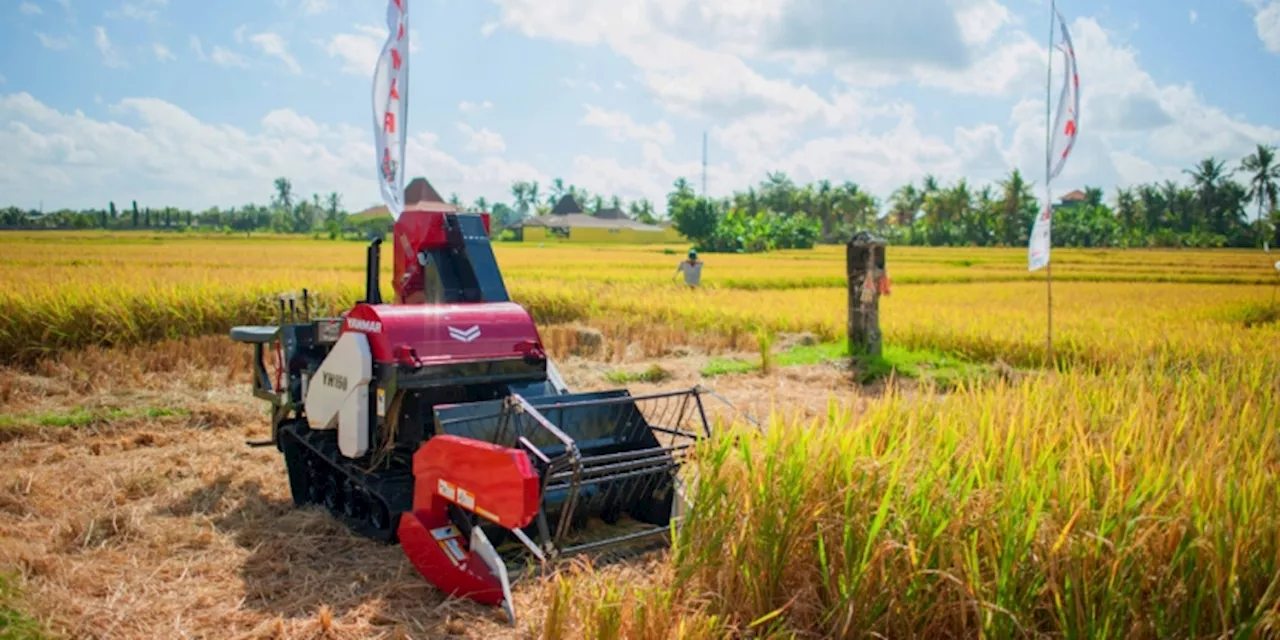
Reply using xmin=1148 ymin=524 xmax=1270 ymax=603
xmin=3 ymin=145 xmax=1276 ymax=251
xmin=668 ymin=144 xmax=1280 ymax=252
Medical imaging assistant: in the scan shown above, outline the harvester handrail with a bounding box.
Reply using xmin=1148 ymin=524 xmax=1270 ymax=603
xmin=503 ymin=393 xmax=581 ymax=461
xmin=503 ymin=393 xmax=588 ymax=543
xmin=524 ymin=387 xmax=705 ymax=411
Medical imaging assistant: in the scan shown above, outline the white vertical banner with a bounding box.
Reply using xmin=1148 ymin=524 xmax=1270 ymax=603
xmin=373 ymin=0 xmax=409 ymax=221
xmin=1029 ymin=4 xmax=1079 ymax=272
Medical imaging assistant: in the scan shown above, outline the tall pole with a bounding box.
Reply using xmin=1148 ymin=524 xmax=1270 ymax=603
xmin=1043 ymin=0 xmax=1056 ymax=368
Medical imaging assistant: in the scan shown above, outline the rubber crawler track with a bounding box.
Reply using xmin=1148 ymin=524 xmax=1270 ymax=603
xmin=278 ymin=420 xmax=414 ymax=544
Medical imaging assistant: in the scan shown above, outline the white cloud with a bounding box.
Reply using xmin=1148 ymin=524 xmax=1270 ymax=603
xmin=94 ymin=26 xmax=127 ymax=68
xmin=459 ymin=100 xmax=494 ymax=113
xmin=561 ymin=77 xmax=602 ymax=92
xmin=326 ymin=28 xmax=381 ymax=75
xmin=465 ymin=0 xmax=1280 ymax=211
xmin=36 ymin=32 xmax=73 ymax=50
xmin=300 ymin=0 xmax=333 ymax=15
xmin=457 ymin=123 xmax=507 ymax=154
xmin=955 ymin=0 xmax=1013 ymax=46
xmin=262 ymin=109 xmax=322 ymax=139
xmin=112 ymin=0 xmax=168 ymax=24
xmin=19 ymin=2 xmax=42 ymax=15
xmin=233 ymin=25 xmax=247 ymax=44
xmin=249 ymin=32 xmax=301 ymax=74
xmin=153 ymin=43 xmax=175 ymax=62
xmin=580 ymin=105 xmax=675 ymax=145
xmin=211 ymin=46 xmax=248 ymax=68
xmin=325 ymin=24 xmax=421 ymax=75
xmin=1253 ymin=1 xmax=1280 ymax=53
xmin=0 ymin=92 xmax=545 ymax=212
xmin=188 ymin=35 xmax=206 ymax=59
xmin=8 ymin=0 xmax=1279 ymax=217
xmin=1189 ymin=9 xmax=1198 ymax=24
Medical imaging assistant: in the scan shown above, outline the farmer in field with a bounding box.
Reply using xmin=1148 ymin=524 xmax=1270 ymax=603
xmin=674 ymin=249 xmax=703 ymax=288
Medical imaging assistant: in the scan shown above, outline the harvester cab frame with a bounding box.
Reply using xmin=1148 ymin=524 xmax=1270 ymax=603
xmin=230 ymin=198 xmax=715 ymax=623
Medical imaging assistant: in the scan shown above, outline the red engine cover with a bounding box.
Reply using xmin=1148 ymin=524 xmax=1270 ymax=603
xmin=341 ymin=301 xmax=543 ymax=365
xmin=392 ymin=210 xmax=491 ymax=303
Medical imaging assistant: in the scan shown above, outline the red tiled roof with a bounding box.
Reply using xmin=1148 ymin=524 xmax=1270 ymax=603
xmin=351 ymin=177 xmax=462 ymax=218
xmin=1061 ymin=189 xmax=1086 ymax=202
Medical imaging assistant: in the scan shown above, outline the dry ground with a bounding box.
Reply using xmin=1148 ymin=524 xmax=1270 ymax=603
xmin=0 ymin=328 xmax=870 ymax=639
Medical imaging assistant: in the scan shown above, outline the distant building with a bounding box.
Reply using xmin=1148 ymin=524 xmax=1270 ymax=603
xmin=351 ymin=178 xmax=460 ymax=220
xmin=1055 ymin=189 xmax=1086 ymax=209
xmin=510 ymin=195 xmax=683 ymax=244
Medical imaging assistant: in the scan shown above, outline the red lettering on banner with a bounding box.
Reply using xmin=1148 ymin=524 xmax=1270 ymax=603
xmin=384 ymin=112 xmax=396 ymax=133
xmin=1064 ymin=120 xmax=1076 ymax=137
xmin=393 ymin=0 xmax=403 ymax=9
xmin=398 ymin=23 xmax=405 ymax=40
xmin=391 ymin=49 xmax=402 ymax=70
xmin=389 ymin=78 xmax=399 ymax=100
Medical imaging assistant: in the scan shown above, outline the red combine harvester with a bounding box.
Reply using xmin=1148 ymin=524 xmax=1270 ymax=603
xmin=230 ymin=182 xmax=714 ymax=622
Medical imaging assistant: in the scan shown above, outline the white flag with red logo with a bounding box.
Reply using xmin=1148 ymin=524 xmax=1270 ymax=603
xmin=373 ymin=0 xmax=409 ymax=220
xmin=1029 ymin=5 xmax=1079 ymax=272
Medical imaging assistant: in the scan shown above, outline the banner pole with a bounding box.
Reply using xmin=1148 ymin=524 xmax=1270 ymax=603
xmin=1044 ymin=0 xmax=1056 ymax=369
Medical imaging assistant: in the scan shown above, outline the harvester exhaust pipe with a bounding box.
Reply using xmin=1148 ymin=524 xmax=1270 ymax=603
xmin=365 ymin=236 xmax=383 ymax=304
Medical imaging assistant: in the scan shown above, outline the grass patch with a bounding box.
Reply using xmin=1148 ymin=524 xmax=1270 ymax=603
xmin=0 ymin=406 xmax=189 ymax=430
xmin=701 ymin=358 xmax=759 ymax=377
xmin=702 ymin=340 xmax=991 ymax=389
xmin=0 ymin=572 xmax=46 ymax=639
xmin=1221 ymin=300 xmax=1280 ymax=327
xmin=852 ymin=344 xmax=992 ymax=388
xmin=603 ymin=364 xmax=673 ymax=385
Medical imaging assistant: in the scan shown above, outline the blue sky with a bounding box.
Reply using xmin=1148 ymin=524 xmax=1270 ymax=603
xmin=2 ymin=0 xmax=1278 ymax=214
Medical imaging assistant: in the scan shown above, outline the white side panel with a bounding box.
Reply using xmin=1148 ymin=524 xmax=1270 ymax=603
xmin=338 ymin=384 xmax=371 ymax=458
xmin=304 ymin=332 xmax=373 ymax=435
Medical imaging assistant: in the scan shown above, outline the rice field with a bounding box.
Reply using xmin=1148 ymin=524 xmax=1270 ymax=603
xmin=1 ymin=231 xmax=1278 ymax=638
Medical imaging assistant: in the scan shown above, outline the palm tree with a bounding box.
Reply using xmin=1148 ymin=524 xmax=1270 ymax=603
xmin=1240 ymin=144 xmax=1280 ymax=245
xmin=551 ymin=178 xmax=566 ymax=202
xmin=272 ymin=177 xmax=294 ymax=211
xmin=1184 ymin=157 xmax=1231 ymax=234
xmin=1083 ymin=186 xmax=1104 ymax=207
xmin=889 ymin=183 xmax=920 ymax=228
xmin=997 ymin=169 xmax=1032 ymax=246
xmin=1136 ymin=184 xmax=1164 ymax=236
xmin=1114 ymin=187 xmax=1137 ymax=236
xmin=511 ymin=182 xmax=529 ymax=214
xmin=473 ymin=196 xmax=489 ymax=213
xmin=922 ymin=174 xmax=940 ymax=196
xmin=1160 ymin=180 xmax=1185 ymax=232
xmin=629 ymin=199 xmax=656 ymax=224
xmin=325 ymin=192 xmax=342 ymax=224
xmin=527 ymin=181 xmax=541 ymax=211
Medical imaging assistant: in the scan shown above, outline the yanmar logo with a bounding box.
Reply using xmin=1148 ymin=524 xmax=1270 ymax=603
xmin=447 ymin=325 xmax=480 ymax=343
xmin=322 ymin=372 xmax=348 ymax=391
xmin=346 ymin=317 xmax=382 ymax=333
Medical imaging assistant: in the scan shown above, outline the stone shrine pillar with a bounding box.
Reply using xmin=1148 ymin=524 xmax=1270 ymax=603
xmin=846 ymin=232 xmax=888 ymax=359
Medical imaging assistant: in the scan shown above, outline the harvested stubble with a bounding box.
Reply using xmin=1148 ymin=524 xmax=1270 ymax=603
xmin=0 ymin=330 xmax=847 ymax=639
